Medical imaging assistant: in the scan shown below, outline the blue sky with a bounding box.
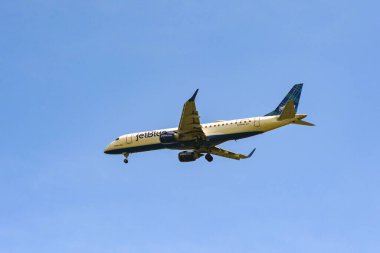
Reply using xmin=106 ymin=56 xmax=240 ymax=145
xmin=1 ymin=0 xmax=379 ymax=252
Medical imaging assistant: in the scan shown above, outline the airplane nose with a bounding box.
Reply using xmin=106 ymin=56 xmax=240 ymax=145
xmin=104 ymin=144 xmax=112 ymax=154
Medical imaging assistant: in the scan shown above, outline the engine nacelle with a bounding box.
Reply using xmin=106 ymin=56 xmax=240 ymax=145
xmin=159 ymin=131 xmax=178 ymax=144
xmin=178 ymin=151 xmax=197 ymax=162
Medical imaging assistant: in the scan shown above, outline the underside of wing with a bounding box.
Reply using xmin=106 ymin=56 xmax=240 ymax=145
xmin=177 ymin=89 xmax=207 ymax=141
xmin=208 ymin=146 xmax=256 ymax=160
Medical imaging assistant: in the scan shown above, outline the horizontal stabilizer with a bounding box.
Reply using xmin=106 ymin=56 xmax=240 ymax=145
xmin=278 ymin=100 xmax=296 ymax=120
xmin=292 ymin=120 xmax=315 ymax=126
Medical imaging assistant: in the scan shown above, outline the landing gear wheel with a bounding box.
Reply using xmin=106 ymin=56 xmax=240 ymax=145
xmin=123 ymin=153 xmax=129 ymax=164
xmin=205 ymin=154 xmax=213 ymax=162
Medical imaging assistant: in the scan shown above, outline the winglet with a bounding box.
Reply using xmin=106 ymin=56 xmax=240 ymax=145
xmin=247 ymin=148 xmax=256 ymax=158
xmin=188 ymin=89 xmax=199 ymax=102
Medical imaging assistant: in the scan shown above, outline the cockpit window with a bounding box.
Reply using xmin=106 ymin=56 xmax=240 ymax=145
xmin=115 ymin=137 xmax=119 ymax=141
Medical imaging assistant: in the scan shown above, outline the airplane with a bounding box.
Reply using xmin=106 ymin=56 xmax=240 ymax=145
xmin=104 ymin=83 xmax=314 ymax=164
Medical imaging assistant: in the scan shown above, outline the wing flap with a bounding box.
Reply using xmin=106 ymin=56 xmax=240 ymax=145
xmin=209 ymin=147 xmax=256 ymax=160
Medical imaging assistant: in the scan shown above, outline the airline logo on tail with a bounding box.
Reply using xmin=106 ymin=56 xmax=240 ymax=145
xmin=266 ymin=83 xmax=303 ymax=116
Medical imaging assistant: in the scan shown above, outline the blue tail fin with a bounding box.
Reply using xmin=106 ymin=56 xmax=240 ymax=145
xmin=265 ymin=83 xmax=303 ymax=116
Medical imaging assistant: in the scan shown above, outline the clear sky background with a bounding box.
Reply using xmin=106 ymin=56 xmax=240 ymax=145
xmin=1 ymin=0 xmax=379 ymax=252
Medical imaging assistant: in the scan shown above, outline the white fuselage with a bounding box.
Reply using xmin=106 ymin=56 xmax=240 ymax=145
xmin=104 ymin=114 xmax=304 ymax=155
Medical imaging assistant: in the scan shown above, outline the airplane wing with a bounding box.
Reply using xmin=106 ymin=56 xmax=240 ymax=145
xmin=208 ymin=147 xmax=256 ymax=160
xmin=177 ymin=89 xmax=207 ymax=141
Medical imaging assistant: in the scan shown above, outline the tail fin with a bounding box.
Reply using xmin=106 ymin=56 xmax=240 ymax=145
xmin=265 ymin=83 xmax=303 ymax=116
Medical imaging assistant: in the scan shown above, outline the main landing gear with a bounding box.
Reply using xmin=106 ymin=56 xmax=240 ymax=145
xmin=205 ymin=153 xmax=213 ymax=162
xmin=123 ymin=153 xmax=129 ymax=164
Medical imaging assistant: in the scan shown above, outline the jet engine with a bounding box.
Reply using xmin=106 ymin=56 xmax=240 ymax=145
xmin=178 ymin=151 xmax=202 ymax=162
xmin=159 ymin=131 xmax=178 ymax=144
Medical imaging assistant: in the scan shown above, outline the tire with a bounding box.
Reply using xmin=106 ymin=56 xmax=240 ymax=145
xmin=205 ymin=154 xmax=213 ymax=162
xmin=123 ymin=159 xmax=129 ymax=164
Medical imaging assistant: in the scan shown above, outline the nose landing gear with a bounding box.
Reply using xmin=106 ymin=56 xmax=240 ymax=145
xmin=123 ymin=153 xmax=129 ymax=164
xmin=205 ymin=153 xmax=213 ymax=162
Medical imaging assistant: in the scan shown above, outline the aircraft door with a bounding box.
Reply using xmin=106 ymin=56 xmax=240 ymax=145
xmin=126 ymin=134 xmax=132 ymax=144
xmin=254 ymin=117 xmax=260 ymax=127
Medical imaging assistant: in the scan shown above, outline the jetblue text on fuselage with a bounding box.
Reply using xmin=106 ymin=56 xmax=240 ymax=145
xmin=135 ymin=131 xmax=166 ymax=141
